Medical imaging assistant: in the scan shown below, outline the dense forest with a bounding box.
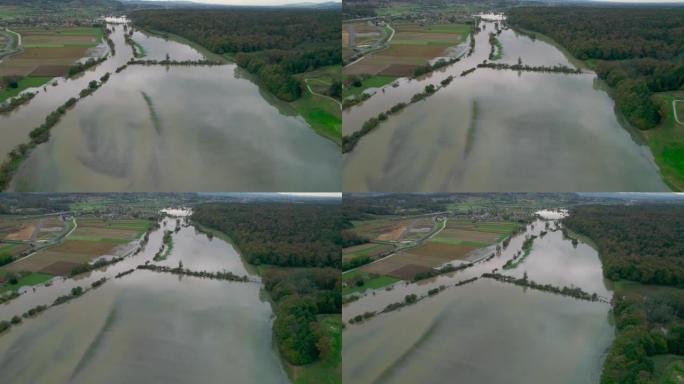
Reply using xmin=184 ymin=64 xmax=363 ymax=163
xmin=564 ymin=204 xmax=684 ymax=285
xmin=508 ymin=7 xmax=684 ymax=130
xmin=192 ymin=202 xmax=341 ymax=369
xmin=564 ymin=204 xmax=684 ymax=383
xmin=130 ymin=9 xmax=341 ymax=101
xmin=192 ymin=202 xmax=341 ymax=268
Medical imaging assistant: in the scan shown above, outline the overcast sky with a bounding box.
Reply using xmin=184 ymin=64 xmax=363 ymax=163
xmin=158 ymin=0 xmax=340 ymax=5
xmin=597 ymin=0 xmax=684 ymax=2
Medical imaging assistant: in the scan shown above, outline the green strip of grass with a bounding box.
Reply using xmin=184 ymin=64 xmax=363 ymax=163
xmin=428 ymin=238 xmax=489 ymax=247
xmin=291 ymin=315 xmax=341 ymax=384
xmin=67 ymin=236 xmax=131 ymax=244
xmin=291 ymin=91 xmax=341 ymax=146
xmin=0 ymin=271 xmax=53 ymax=293
xmin=343 ymin=243 xmax=391 ymax=259
xmin=646 ymin=92 xmax=684 ymax=191
xmin=344 ymin=75 xmax=397 ymax=99
xmin=343 ymin=270 xmax=400 ymax=295
xmin=0 ymin=243 xmax=17 ymax=252
xmin=652 ymin=354 xmax=684 ymax=384
xmin=108 ymin=222 xmax=151 ymax=230
xmin=0 ymin=76 xmax=52 ymax=104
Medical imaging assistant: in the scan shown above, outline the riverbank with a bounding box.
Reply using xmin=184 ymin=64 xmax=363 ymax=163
xmin=645 ymin=91 xmax=684 ymax=191
xmin=509 ymin=25 xmax=682 ymax=191
xmin=192 ymin=221 xmax=341 ymax=384
xmin=138 ymin=27 xmax=341 ymax=146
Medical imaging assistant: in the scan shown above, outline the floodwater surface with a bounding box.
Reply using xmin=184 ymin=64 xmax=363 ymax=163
xmin=343 ymin=214 xmax=614 ymax=384
xmin=0 ymin=214 xmax=290 ymax=384
xmin=1 ymin=23 xmax=339 ymax=191
xmin=343 ymin=21 xmax=668 ymax=191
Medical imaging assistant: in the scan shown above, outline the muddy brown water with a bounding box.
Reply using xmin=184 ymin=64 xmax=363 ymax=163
xmin=343 ymin=21 xmax=668 ymax=191
xmin=1 ymin=23 xmax=339 ymax=192
xmin=343 ymin=211 xmax=614 ymax=384
xmin=0 ymin=213 xmax=290 ymax=384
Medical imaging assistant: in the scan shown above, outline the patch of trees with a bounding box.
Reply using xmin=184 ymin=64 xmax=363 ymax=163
xmin=68 ymin=56 xmax=107 ymax=77
xmin=508 ymin=6 xmax=684 ymax=130
xmin=69 ymin=255 xmax=123 ymax=277
xmin=348 ymin=277 xmax=479 ymax=325
xmin=128 ymin=59 xmax=223 ymax=66
xmin=0 ymin=73 xmax=110 ymax=190
xmin=413 ymin=261 xmax=474 ymax=281
xmin=192 ymin=202 xmax=341 ymax=366
xmin=264 ymin=267 xmax=340 ymax=365
xmin=488 ymin=33 xmax=502 ymax=61
xmin=137 ymin=264 xmax=250 ymax=282
xmin=0 ymin=91 xmax=36 ymax=114
xmin=413 ymin=56 xmax=461 ymax=78
xmin=564 ymin=204 xmax=684 ymax=286
xmin=342 ymin=194 xmax=449 ymax=218
xmin=153 ymin=230 xmax=173 ymax=261
xmin=342 ymin=91 xmax=370 ymax=110
xmin=1 ymin=75 xmax=22 ymax=90
xmin=502 ymin=235 xmax=537 ymax=269
xmin=342 ymin=0 xmax=376 ymax=19
xmin=130 ymin=9 xmax=341 ymax=102
xmin=600 ymin=284 xmax=684 ymax=383
xmin=192 ymin=202 xmax=342 ymax=268
xmin=477 ymin=62 xmax=582 ymax=74
xmin=595 ymin=59 xmax=682 ymax=129
xmin=482 ymin=272 xmax=603 ymax=302
xmin=343 ymin=83 xmax=443 ymax=153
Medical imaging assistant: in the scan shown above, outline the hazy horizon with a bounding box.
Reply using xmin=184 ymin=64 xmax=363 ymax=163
xmin=131 ymin=0 xmax=340 ymax=5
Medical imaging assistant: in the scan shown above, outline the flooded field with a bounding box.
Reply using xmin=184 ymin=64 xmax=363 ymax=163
xmin=343 ymin=20 xmax=668 ymax=191
xmin=343 ymin=211 xmax=614 ymax=384
xmin=1 ymin=23 xmax=339 ymax=192
xmin=0 ymin=213 xmax=290 ymax=383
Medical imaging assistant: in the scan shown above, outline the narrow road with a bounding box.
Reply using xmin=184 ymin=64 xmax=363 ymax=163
xmin=673 ymin=100 xmax=684 ymax=125
xmin=6 ymin=28 xmax=21 ymax=48
xmin=344 ymin=23 xmax=395 ymax=69
xmin=305 ymin=78 xmax=342 ymax=110
xmin=4 ymin=216 xmax=77 ymax=267
xmin=345 ymin=216 xmax=448 ymax=273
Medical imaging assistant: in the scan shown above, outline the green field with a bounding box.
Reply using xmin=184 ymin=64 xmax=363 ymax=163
xmin=428 ymin=238 xmax=488 ymax=247
xmin=291 ymin=315 xmax=341 ymax=384
xmin=343 ymin=243 xmax=394 ymax=260
xmin=653 ymin=354 xmax=684 ymax=384
xmin=0 ymin=269 xmax=53 ymax=293
xmin=291 ymin=92 xmax=341 ymax=145
xmin=343 ymin=269 xmax=400 ymax=295
xmin=0 ymin=76 xmax=51 ymax=104
xmin=344 ymin=75 xmax=396 ymax=98
xmin=22 ymin=27 xmax=103 ymax=48
xmin=646 ymin=92 xmax=684 ymax=191
xmin=375 ymin=5 xmax=422 ymax=17
xmin=291 ymin=65 xmax=341 ymax=145
xmin=67 ymin=235 xmax=131 ymax=244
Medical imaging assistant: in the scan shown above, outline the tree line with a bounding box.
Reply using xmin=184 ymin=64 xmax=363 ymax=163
xmin=564 ymin=204 xmax=684 ymax=286
xmin=508 ymin=6 xmax=684 ymax=130
xmin=130 ymin=9 xmax=341 ymax=102
xmin=563 ymin=204 xmax=684 ymax=384
xmin=191 ymin=202 xmax=341 ymax=369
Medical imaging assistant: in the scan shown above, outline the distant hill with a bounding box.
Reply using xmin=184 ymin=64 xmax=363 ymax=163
xmin=281 ymin=2 xmax=341 ymax=9
xmin=0 ymin=0 xmax=122 ymax=7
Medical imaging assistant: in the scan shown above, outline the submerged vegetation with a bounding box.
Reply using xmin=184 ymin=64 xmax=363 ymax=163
xmin=482 ymin=272 xmax=604 ymax=303
xmin=564 ymin=204 xmax=684 ymax=383
xmin=192 ymin=202 xmax=341 ymax=380
xmin=508 ymin=6 xmax=684 ymax=131
xmin=130 ymin=8 xmax=341 ymax=103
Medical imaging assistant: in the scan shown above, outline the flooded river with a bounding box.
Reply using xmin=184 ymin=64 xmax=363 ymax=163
xmin=343 ymin=210 xmax=614 ymax=384
xmin=1 ymin=23 xmax=339 ymax=192
xmin=0 ymin=212 xmax=290 ymax=383
xmin=343 ymin=20 xmax=668 ymax=191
